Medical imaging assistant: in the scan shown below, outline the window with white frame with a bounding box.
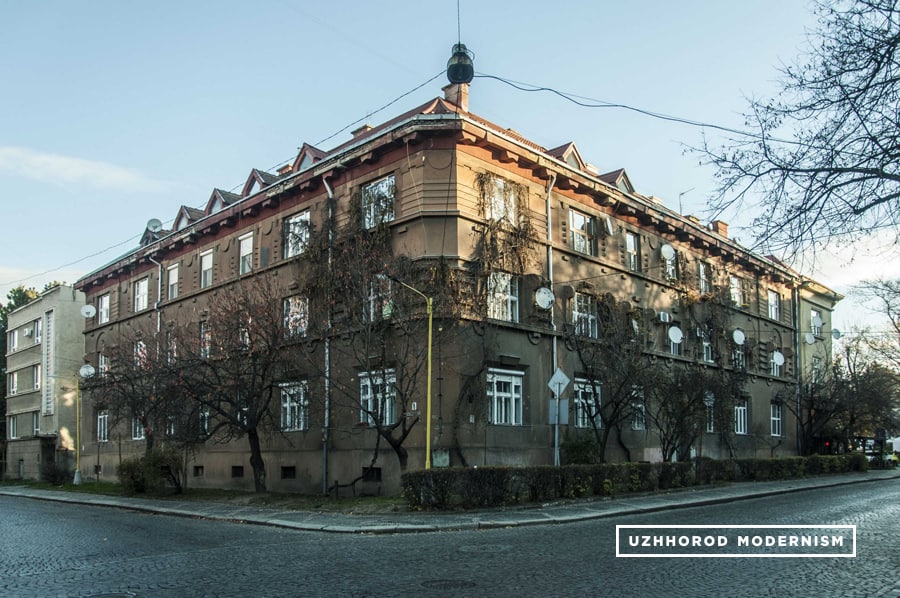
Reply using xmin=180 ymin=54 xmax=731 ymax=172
xmin=811 ymin=356 xmax=823 ymax=384
xmin=573 ymin=378 xmax=601 ymax=429
xmin=165 ymin=416 xmax=176 ymax=438
xmin=134 ymin=340 xmax=148 ymax=368
xmin=359 ymin=369 xmax=396 ymax=426
xmin=280 ymin=381 xmax=309 ymax=431
xmin=625 ymin=232 xmax=640 ymax=271
xmin=8 ymin=415 xmax=17 ymax=439
xmin=7 ymin=329 xmax=16 ymax=353
xmin=98 ymin=293 xmax=110 ymax=324
xmin=132 ymin=415 xmax=145 ymax=440
xmin=238 ymin=232 xmax=253 ymax=275
xmin=569 ymin=209 xmax=596 ymax=255
xmin=487 ymin=368 xmax=523 ymax=426
xmin=768 ymin=290 xmax=781 ymax=320
xmin=487 ymin=272 xmax=519 ymax=322
xmin=283 ymin=211 xmax=310 ymax=258
xmin=362 ymin=174 xmax=395 ymax=228
xmin=699 ymin=262 xmax=712 ymax=294
xmin=200 ymin=321 xmax=211 ymax=359
xmin=811 ymin=309 xmax=823 ymax=336
xmin=630 ymin=387 xmax=646 ymax=430
xmin=32 ymin=364 xmax=40 ymax=390
xmin=97 ymin=410 xmax=109 ymax=442
xmin=8 ymin=371 xmax=18 ymax=395
xmin=200 ymin=250 xmax=214 ymax=288
xmin=573 ymin=292 xmax=598 ymax=338
xmin=730 ymin=275 xmax=746 ymax=307
xmin=134 ymin=277 xmax=149 ymax=312
xmin=167 ymin=264 xmax=179 ymax=300
xmin=705 ymin=393 xmax=715 ymax=433
xmin=664 ymin=252 xmax=678 ymax=281
xmin=98 ymin=353 xmax=109 ymax=376
xmin=770 ymin=402 xmax=783 ymax=437
xmin=485 ymin=176 xmax=517 ymax=224
xmin=368 ymin=275 xmax=393 ymax=322
xmin=283 ymin=295 xmax=309 ymax=338
xmin=32 ymin=411 xmax=39 ymax=436
xmin=699 ymin=329 xmax=714 ymax=362
xmin=199 ymin=408 xmax=210 ymax=437
xmin=734 ymin=400 xmax=748 ymax=435
xmin=771 ymin=350 xmax=783 ymax=377
xmin=732 ymin=347 xmax=746 ymax=370
xmin=33 ymin=318 xmax=42 ymax=343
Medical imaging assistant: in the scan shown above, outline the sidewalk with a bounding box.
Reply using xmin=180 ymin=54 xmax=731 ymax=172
xmin=2 ymin=469 xmax=898 ymax=534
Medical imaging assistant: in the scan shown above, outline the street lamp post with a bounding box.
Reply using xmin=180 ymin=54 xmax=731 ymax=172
xmin=392 ymin=278 xmax=434 ymax=469
xmin=75 ymin=364 xmax=96 ymax=485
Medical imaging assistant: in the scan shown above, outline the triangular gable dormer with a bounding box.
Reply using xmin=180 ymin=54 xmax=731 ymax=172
xmin=291 ymin=143 xmax=327 ymax=173
xmin=599 ymin=168 xmax=635 ymax=194
xmin=205 ymin=188 xmax=241 ymax=215
xmin=547 ymin=142 xmax=586 ymax=172
xmin=241 ymin=168 xmax=280 ymax=198
xmin=174 ymin=205 xmax=205 ymax=231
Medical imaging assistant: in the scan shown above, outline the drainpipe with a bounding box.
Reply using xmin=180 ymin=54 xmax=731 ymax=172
xmin=321 ymin=175 xmax=335 ymax=494
xmin=545 ymin=173 xmax=559 ymax=466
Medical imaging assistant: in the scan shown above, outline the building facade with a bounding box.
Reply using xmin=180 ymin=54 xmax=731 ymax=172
xmin=5 ymin=285 xmax=85 ymax=480
xmin=74 ymin=83 xmax=840 ymax=493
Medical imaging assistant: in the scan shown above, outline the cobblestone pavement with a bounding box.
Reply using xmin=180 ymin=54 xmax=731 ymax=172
xmin=1 ymin=476 xmax=899 ymax=597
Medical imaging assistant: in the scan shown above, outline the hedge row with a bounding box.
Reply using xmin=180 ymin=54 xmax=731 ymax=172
xmin=401 ymin=453 xmax=869 ymax=510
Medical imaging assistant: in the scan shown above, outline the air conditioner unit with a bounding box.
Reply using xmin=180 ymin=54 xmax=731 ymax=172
xmin=23 ymin=328 xmax=32 ymax=337
xmin=658 ymin=311 xmax=671 ymax=323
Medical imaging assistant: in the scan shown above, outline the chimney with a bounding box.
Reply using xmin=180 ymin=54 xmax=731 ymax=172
xmin=710 ymin=220 xmax=729 ymax=237
xmin=442 ymin=82 xmax=469 ymax=112
xmin=351 ymin=124 xmax=373 ymax=138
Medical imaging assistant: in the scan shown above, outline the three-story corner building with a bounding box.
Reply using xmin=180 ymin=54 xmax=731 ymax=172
xmin=74 ymin=82 xmax=840 ymax=493
xmin=5 ymin=285 xmax=85 ymax=480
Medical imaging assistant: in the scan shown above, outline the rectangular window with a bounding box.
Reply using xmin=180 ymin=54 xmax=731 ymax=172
xmin=165 ymin=416 xmax=176 ymax=438
xmin=664 ymin=252 xmax=678 ymax=281
xmin=573 ymin=378 xmax=601 ymax=429
xmin=569 ymin=209 xmax=595 ymax=255
xmin=33 ymin=318 xmax=42 ymax=344
xmin=625 ymin=232 xmax=640 ymax=272
xmin=32 ymin=364 xmax=40 ymax=390
xmin=359 ymin=369 xmax=396 ymax=426
xmin=730 ymin=275 xmax=746 ymax=307
xmin=200 ymin=321 xmax=211 ymax=359
xmin=811 ymin=356 xmax=823 ymax=384
xmin=132 ymin=416 xmax=145 ymax=440
xmin=811 ymin=309 xmax=823 ymax=336
xmin=98 ymin=410 xmax=109 ymax=443
xmin=8 ymin=415 xmax=16 ymax=439
xmin=486 ymin=177 xmax=517 ymax=223
xmin=573 ymin=292 xmax=598 ymax=338
xmin=32 ymin=411 xmax=39 ymax=436
xmin=7 ymin=330 xmax=17 ymax=352
xmin=8 ymin=371 xmax=18 ymax=395
xmin=668 ymin=327 xmax=682 ymax=356
xmin=698 ymin=262 xmax=712 ymax=294
xmin=167 ymin=264 xmax=179 ymax=300
xmin=199 ymin=408 xmax=210 ymax=437
xmin=283 ymin=295 xmax=309 ymax=338
xmin=705 ymin=395 xmax=715 ymax=433
xmin=631 ymin=387 xmax=646 ymax=431
xmin=99 ymin=353 xmax=110 ymax=376
xmin=238 ymin=233 xmax=253 ymax=275
xmin=98 ymin=293 xmax=110 ymax=324
xmin=768 ymin=290 xmax=781 ymax=320
xmin=770 ymin=351 xmax=783 ymax=377
xmin=134 ymin=340 xmax=148 ymax=368
xmin=487 ymin=368 xmax=524 ymax=426
xmin=770 ymin=402 xmax=783 ymax=437
xmin=280 ymin=381 xmax=309 ymax=431
xmin=732 ymin=347 xmax=746 ymax=370
xmin=734 ymin=400 xmax=748 ymax=435
xmin=487 ymin=272 xmax=519 ymax=323
xmin=200 ymin=250 xmax=214 ymax=288
xmin=368 ymin=274 xmax=393 ymax=322
xmin=283 ymin=211 xmax=311 ymax=258
xmin=231 ymin=466 xmax=244 ymax=478
xmin=134 ymin=277 xmax=149 ymax=312
xmin=362 ymin=174 xmax=396 ymax=228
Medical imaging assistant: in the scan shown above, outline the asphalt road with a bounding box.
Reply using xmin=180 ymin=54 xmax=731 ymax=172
xmin=1 ymin=479 xmax=898 ymax=597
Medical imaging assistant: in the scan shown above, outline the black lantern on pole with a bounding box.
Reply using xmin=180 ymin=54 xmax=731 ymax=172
xmin=446 ymin=43 xmax=474 ymax=84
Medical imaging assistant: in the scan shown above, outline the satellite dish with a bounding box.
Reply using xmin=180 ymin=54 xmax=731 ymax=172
xmin=660 ymin=244 xmax=676 ymax=260
xmin=668 ymin=326 xmax=684 ymax=344
xmin=832 ymin=329 xmax=842 ymax=340
xmin=732 ymin=328 xmax=745 ymax=346
xmin=146 ymin=218 xmax=163 ymax=233
xmin=805 ymin=332 xmax=816 ymax=345
xmin=79 ymin=364 xmax=96 ymax=378
xmin=812 ymin=315 xmax=824 ymax=328
xmin=80 ymin=305 xmax=96 ymax=318
xmin=773 ymin=351 xmax=785 ymax=366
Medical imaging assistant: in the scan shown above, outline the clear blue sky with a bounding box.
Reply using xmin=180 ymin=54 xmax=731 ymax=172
xmin=0 ymin=1 xmax=892 ymax=331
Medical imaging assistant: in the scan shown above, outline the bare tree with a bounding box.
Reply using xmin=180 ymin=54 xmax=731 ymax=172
xmin=856 ymin=278 xmax=900 ymax=369
xmin=694 ymin=0 xmax=900 ymax=255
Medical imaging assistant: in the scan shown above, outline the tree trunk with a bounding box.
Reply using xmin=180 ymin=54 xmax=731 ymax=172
xmin=247 ymin=428 xmax=267 ymax=492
